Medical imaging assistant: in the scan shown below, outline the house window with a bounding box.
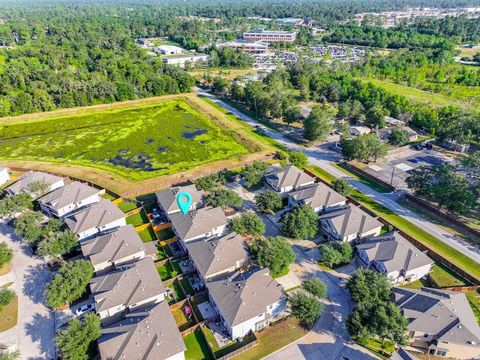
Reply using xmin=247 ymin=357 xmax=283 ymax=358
xmin=423 ymin=333 xmax=430 ymax=338
xmin=435 ymin=350 xmax=447 ymax=356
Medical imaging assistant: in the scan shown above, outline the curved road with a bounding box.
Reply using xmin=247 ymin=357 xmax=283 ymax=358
xmin=196 ymin=88 xmax=480 ymax=265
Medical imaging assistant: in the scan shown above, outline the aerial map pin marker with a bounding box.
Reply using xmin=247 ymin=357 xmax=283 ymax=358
xmin=177 ymin=191 xmax=193 ymax=215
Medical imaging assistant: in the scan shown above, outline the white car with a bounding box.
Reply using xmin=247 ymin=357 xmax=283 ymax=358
xmin=75 ymin=303 xmax=94 ymax=316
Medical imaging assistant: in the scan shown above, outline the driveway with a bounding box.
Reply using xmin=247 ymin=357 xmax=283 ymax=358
xmin=0 ymin=221 xmax=56 ymax=360
xmin=197 ymin=88 xmax=480 ymax=265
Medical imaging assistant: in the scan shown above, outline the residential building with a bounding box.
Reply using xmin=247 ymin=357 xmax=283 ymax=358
xmin=156 ymin=45 xmax=184 ymax=55
xmin=5 ymin=171 xmax=64 ymax=198
xmin=319 ymin=204 xmax=383 ymax=242
xmin=207 ymin=268 xmax=286 ymax=339
xmin=81 ymin=225 xmax=154 ymax=275
xmin=220 ymin=39 xmax=269 ymax=54
xmin=390 ymin=348 xmax=418 ymax=360
xmin=169 ymin=206 xmax=227 ymax=243
xmin=64 ymin=199 xmax=126 ymax=240
xmin=90 ymin=258 xmax=165 ymax=325
xmin=265 ymin=165 xmax=316 ymax=194
xmin=288 ymin=183 xmax=347 ymax=213
xmin=356 ymin=232 xmax=433 ymax=284
xmin=350 ymin=126 xmax=371 ymax=136
xmin=156 ymin=184 xmax=205 ymax=215
xmin=394 ymin=287 xmax=480 ymax=359
xmin=98 ymin=301 xmax=185 ymax=360
xmin=162 ymin=53 xmax=209 ymax=68
xmin=38 ymin=181 xmax=102 ymax=218
xmin=0 ymin=167 xmax=9 ymax=186
xmin=186 ymin=232 xmax=250 ymax=281
xmin=243 ymin=29 xmax=297 ymax=43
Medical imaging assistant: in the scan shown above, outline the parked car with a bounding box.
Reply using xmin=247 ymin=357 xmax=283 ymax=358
xmin=75 ymin=303 xmax=94 ymax=316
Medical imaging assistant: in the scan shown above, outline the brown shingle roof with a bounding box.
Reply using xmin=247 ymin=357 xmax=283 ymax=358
xmin=64 ymin=199 xmax=124 ymax=234
xmin=289 ymin=183 xmax=346 ymax=210
xmin=38 ymin=181 xmax=100 ymax=211
xmin=265 ymin=165 xmax=315 ymax=190
xmin=169 ymin=207 xmax=226 ymax=241
xmin=5 ymin=171 xmax=63 ymax=194
xmin=155 ymin=184 xmax=205 ymax=214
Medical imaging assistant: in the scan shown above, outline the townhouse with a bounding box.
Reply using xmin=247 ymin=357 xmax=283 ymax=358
xmin=394 ymin=287 xmax=480 ymax=359
xmin=81 ymin=225 xmax=155 ymax=275
xmin=38 ymin=181 xmax=102 ymax=218
xmin=206 ymin=268 xmax=286 ymax=339
xmin=0 ymin=167 xmax=9 ymax=186
xmin=288 ymin=182 xmax=347 ymax=213
xmin=243 ymin=29 xmax=297 ymax=43
xmin=265 ymin=165 xmax=316 ymax=194
xmin=90 ymin=257 xmax=165 ymax=325
xmin=5 ymin=170 xmax=64 ymax=198
xmin=185 ymin=232 xmax=251 ymax=282
xmin=356 ymin=232 xmax=433 ymax=284
xmin=64 ymin=199 xmax=126 ymax=240
xmin=97 ymin=301 xmax=186 ymax=360
xmin=156 ymin=184 xmax=205 ymax=215
xmin=169 ymin=207 xmax=227 ymax=244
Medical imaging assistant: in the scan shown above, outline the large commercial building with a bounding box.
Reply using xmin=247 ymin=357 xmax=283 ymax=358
xmin=221 ymin=39 xmax=269 ymax=54
xmin=243 ymin=29 xmax=297 ymax=43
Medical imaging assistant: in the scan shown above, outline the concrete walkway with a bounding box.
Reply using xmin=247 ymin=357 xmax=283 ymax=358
xmin=0 ymin=221 xmax=55 ymax=360
xmin=196 ymin=88 xmax=480 ymax=265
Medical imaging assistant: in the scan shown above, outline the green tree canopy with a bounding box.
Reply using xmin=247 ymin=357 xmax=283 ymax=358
xmin=56 ymin=313 xmax=101 ymax=360
xmin=289 ymin=292 xmax=324 ymax=326
xmin=206 ymin=188 xmax=243 ymax=209
xmin=37 ymin=230 xmax=78 ymax=258
xmin=255 ymin=189 xmax=283 ymax=214
xmin=242 ymin=161 xmax=268 ymax=188
xmin=195 ymin=173 xmax=226 ymax=192
xmin=302 ymin=277 xmax=327 ymax=299
xmin=0 ymin=193 xmax=33 ymax=218
xmin=250 ymin=236 xmax=295 ymax=277
xmin=13 ymin=211 xmax=44 ymax=244
xmin=231 ymin=212 xmax=265 ymax=238
xmin=281 ymin=205 xmax=319 ymax=239
xmin=319 ymin=241 xmax=353 ymax=268
xmin=0 ymin=242 xmax=13 ymax=269
xmin=303 ymin=104 xmax=337 ymax=142
xmin=331 ymin=179 xmax=353 ymax=197
xmin=347 ymin=268 xmax=392 ymax=304
xmin=389 ymin=127 xmax=409 ymax=146
xmin=288 ymin=151 xmax=308 ymax=169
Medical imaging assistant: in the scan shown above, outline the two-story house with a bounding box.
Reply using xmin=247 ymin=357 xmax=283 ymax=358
xmin=38 ymin=181 xmax=102 ymax=218
xmin=206 ymin=268 xmax=286 ymax=339
xmin=265 ymin=165 xmax=315 ymax=194
xmin=356 ymin=232 xmax=433 ymax=284
xmin=156 ymin=184 xmax=205 ymax=215
xmin=90 ymin=258 xmax=165 ymax=325
xmin=5 ymin=170 xmax=64 ymax=199
xmin=288 ymin=183 xmax=347 ymax=213
xmin=64 ymin=199 xmax=126 ymax=240
xmin=319 ymin=204 xmax=382 ymax=242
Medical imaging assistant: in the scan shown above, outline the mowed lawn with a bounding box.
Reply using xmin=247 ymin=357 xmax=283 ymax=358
xmin=0 ymin=100 xmax=249 ymax=180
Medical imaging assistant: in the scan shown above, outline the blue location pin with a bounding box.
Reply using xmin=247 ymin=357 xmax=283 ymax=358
xmin=177 ymin=191 xmax=193 ymax=215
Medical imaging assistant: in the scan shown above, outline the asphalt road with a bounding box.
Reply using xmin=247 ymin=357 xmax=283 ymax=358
xmin=196 ymin=88 xmax=480 ymax=265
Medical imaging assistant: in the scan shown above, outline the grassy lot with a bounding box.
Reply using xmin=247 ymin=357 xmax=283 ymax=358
xmin=117 ymin=201 xmax=138 ymax=213
xmin=272 ymin=267 xmax=290 ymax=279
xmin=126 ymin=211 xmax=149 ymax=227
xmin=138 ymin=226 xmax=157 ymax=243
xmin=357 ymin=338 xmax=395 ymax=359
xmin=101 ymin=192 xmax=117 ymax=201
xmin=156 ymin=227 xmax=176 ymax=241
xmin=157 ymin=260 xmax=182 ymax=281
xmin=429 ymin=263 xmax=470 ymax=287
xmin=166 ymin=281 xmax=186 ymax=304
xmin=189 ymin=68 xmax=254 ymax=81
xmin=184 ymin=330 xmax=213 ymax=360
xmin=173 ymin=307 xmax=196 ymax=332
xmin=333 ymin=163 xmax=391 ymax=193
xmin=232 ymin=317 xmax=308 ymax=360
xmin=202 ymin=326 xmax=257 ymax=358
xmin=156 ymin=243 xmax=173 ymax=260
xmin=180 ymin=277 xmax=195 ymax=297
xmin=0 ymin=295 xmax=18 ymax=332
xmin=466 ymin=290 xmax=480 ymax=326
xmin=305 ymin=165 xmax=480 ymax=282
xmin=0 ymin=99 xmax=249 ymax=181
xmin=0 ymin=263 xmax=11 ymax=276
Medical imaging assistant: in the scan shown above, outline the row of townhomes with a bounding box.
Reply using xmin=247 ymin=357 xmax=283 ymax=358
xmin=156 ymin=184 xmax=288 ymax=339
xmin=5 ymin=170 xmax=186 ymax=360
xmin=263 ymin=164 xmax=480 ymax=359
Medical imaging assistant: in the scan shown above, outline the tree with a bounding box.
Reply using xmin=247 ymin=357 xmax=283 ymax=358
xmin=289 ymin=292 xmax=324 ymax=326
xmin=0 ymin=193 xmax=33 ymax=218
xmin=389 ymin=127 xmax=409 ymax=146
xmin=195 ymin=173 xmax=226 ymax=191
xmin=37 ymin=230 xmax=78 ymax=258
xmin=319 ymin=242 xmax=353 ymax=268
xmin=302 ymin=277 xmax=327 ymax=299
xmin=0 ymin=351 xmax=20 ymax=360
xmin=206 ymin=188 xmax=243 ymax=209
xmin=45 ymin=260 xmax=94 ymax=309
xmin=242 ymin=161 xmax=268 ymax=188
xmin=288 ymin=151 xmax=308 ymax=169
xmin=281 ymin=205 xmax=319 ymax=239
xmin=405 ymin=166 xmax=433 ymax=196
xmin=0 ymin=243 xmax=13 ymax=269
xmin=341 ymin=133 xmax=388 ymax=163
xmin=331 ymin=179 xmax=353 ymax=196
xmin=13 ymin=211 xmax=44 ymax=244
xmin=365 ymin=105 xmax=388 ymax=129
xmin=346 ymin=268 xmax=392 ymax=304
xmin=250 ymin=236 xmax=295 ymax=277
xmin=255 ymin=190 xmax=283 ymax=214
xmin=56 ymin=313 xmax=101 ymax=360
xmin=303 ymin=104 xmax=337 ymax=142
xmin=231 ymin=212 xmax=265 ymax=238
xmin=0 ymin=288 xmax=15 ymax=308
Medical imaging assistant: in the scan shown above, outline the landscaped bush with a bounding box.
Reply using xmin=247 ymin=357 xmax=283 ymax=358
xmin=0 ymin=243 xmax=13 ymax=269
xmin=0 ymin=289 xmax=15 ymax=308
xmin=319 ymin=242 xmax=353 ymax=268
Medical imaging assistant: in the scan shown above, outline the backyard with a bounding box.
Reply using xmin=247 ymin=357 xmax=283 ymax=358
xmin=184 ymin=329 xmax=213 ymax=360
xmin=157 ymin=260 xmax=182 ymax=281
xmin=126 ymin=210 xmax=149 ymax=227
xmin=0 ymin=98 xmax=250 ymax=181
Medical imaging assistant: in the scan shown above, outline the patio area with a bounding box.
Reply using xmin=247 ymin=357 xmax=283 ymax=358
xmin=197 ymin=300 xmax=217 ymax=321
xmin=179 ymin=258 xmax=195 ymax=275
xmin=206 ymin=319 xmax=231 ymax=347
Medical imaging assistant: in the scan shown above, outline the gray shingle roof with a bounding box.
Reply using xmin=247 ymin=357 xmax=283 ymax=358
xmin=5 ymin=170 xmax=63 ymax=194
xmin=169 ymin=207 xmax=226 ymax=241
xmin=207 ymin=268 xmax=285 ymax=326
xmin=64 ymin=199 xmax=124 ymax=234
xmin=38 ymin=181 xmax=100 ymax=211
xmin=98 ymin=301 xmax=185 ymax=360
xmin=265 ymin=165 xmax=315 ymax=190
xmin=390 ymin=348 xmax=418 ymax=360
xmin=319 ymin=204 xmax=382 ymax=238
xmin=186 ymin=232 xmax=250 ymax=279
xmin=90 ymin=257 xmax=164 ymax=313
xmin=357 ymin=232 xmax=433 ymax=273
xmin=289 ymin=183 xmax=346 ymax=210
xmin=156 ymin=184 xmax=205 ymax=214
xmin=394 ymin=287 xmax=480 ymax=347
xmin=81 ymin=225 xmax=146 ymax=269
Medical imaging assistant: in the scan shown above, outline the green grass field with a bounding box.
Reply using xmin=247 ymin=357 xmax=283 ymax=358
xmin=184 ymin=330 xmax=213 ymax=360
xmin=0 ymin=100 xmax=249 ymax=180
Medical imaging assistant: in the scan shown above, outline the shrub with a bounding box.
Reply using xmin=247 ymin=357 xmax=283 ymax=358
xmin=281 ymin=205 xmax=319 ymax=239
xmin=250 ymin=236 xmax=295 ymax=277
xmin=302 ymin=277 xmax=327 ymax=299
xmin=255 ymin=189 xmax=282 ymax=214
xmin=289 ymin=292 xmax=324 ymax=326
xmin=0 ymin=288 xmax=15 ymax=308
xmin=231 ymin=212 xmax=265 ymax=238
xmin=0 ymin=242 xmax=13 ymax=268
xmin=319 ymin=242 xmax=353 ymax=268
